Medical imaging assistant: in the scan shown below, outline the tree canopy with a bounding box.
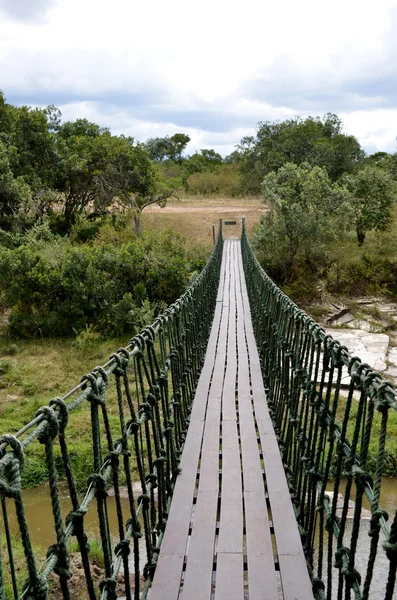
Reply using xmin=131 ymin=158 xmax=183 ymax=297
xmin=341 ymin=166 xmax=397 ymax=245
xmin=255 ymin=162 xmax=351 ymax=281
xmin=237 ymin=114 xmax=364 ymax=194
xmin=145 ymin=133 xmax=191 ymax=163
xmin=0 ymin=92 xmax=175 ymax=234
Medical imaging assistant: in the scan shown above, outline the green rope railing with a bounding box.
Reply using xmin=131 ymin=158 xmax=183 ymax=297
xmin=0 ymin=221 xmax=223 ymax=600
xmin=241 ymin=219 xmax=397 ymax=600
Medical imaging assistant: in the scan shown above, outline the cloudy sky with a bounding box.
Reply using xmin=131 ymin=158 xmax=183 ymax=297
xmin=1 ymin=0 xmax=397 ymax=156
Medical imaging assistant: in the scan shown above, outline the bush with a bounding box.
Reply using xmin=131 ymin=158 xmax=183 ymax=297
xmin=0 ymin=229 xmax=205 ymax=338
xmin=187 ymin=164 xmax=241 ymax=196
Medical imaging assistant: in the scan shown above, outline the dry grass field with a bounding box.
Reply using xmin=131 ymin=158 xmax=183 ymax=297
xmin=141 ymin=196 xmax=264 ymax=250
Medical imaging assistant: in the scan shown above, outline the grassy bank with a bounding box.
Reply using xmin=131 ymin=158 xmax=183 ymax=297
xmin=0 ymin=335 xmax=132 ymax=489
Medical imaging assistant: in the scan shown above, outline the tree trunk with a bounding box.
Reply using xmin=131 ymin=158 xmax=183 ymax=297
xmin=357 ymin=228 xmax=366 ymax=246
xmin=134 ymin=213 xmax=141 ymax=236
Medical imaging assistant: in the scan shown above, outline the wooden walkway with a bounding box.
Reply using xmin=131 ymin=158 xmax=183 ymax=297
xmin=149 ymin=239 xmax=313 ymax=600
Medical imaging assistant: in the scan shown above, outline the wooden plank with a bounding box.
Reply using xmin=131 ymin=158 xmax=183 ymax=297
xmin=214 ymin=553 xmax=244 ymax=600
xmin=217 ymin=420 xmax=243 ymax=553
xmin=181 ymin=490 xmax=218 ymax=600
xmin=199 ymin=418 xmax=221 ymax=491
xmin=149 ymin=419 xmax=204 ymax=599
xmin=151 ymin=247 xmax=226 ymax=599
xmin=256 ymin=414 xmax=313 ymax=599
xmin=236 ymin=240 xmax=313 ymax=599
xmin=209 ymin=354 xmax=226 ymax=399
xmin=244 ymin=492 xmax=279 ymax=600
xmin=153 ymin=239 xmax=313 ymax=600
xmin=216 ymin=244 xmax=228 ymax=302
xmin=221 ymin=362 xmax=237 ymax=421
xmin=246 ymin=349 xmax=313 ymax=592
xmin=235 ymin=248 xmax=279 ymax=600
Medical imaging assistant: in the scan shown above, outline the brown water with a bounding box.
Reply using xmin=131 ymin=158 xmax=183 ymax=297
xmin=5 ymin=484 xmax=133 ymax=549
xmin=348 ymin=476 xmax=397 ymax=515
xmin=4 ymin=478 xmax=397 ymax=597
xmin=10 ymin=477 xmax=396 ymax=549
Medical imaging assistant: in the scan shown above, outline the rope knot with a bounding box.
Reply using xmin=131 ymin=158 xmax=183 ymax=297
xmin=93 ymin=366 xmax=108 ymax=384
xmin=138 ymin=494 xmax=151 ymax=510
xmin=383 ymin=540 xmax=397 ymax=560
xmin=164 ymin=426 xmax=173 ymax=439
xmin=127 ymin=420 xmax=140 ymax=435
xmin=99 ymin=577 xmax=117 ymax=600
xmin=352 ymin=464 xmax=372 ymax=489
xmin=306 ymin=467 xmax=322 ymax=482
xmin=312 ymin=577 xmax=325 ymax=592
xmin=0 ymin=434 xmax=24 ymax=470
xmin=334 ymin=546 xmax=350 ymax=569
xmin=342 ymin=565 xmax=361 ymax=587
xmin=114 ymin=347 xmax=130 ymax=372
xmin=22 ymin=574 xmax=49 ymax=600
xmin=143 ymin=560 xmax=157 ymax=580
xmin=36 ymin=406 xmax=59 ymax=443
xmin=126 ymin=517 xmax=142 ymax=539
xmin=141 ymin=402 xmax=152 ymax=420
xmin=110 ymin=352 xmax=125 ymax=377
xmin=157 ymin=518 xmax=167 ymax=532
xmin=325 ymin=513 xmax=339 ymax=533
xmin=146 ymin=473 xmax=158 ymax=488
xmin=115 ymin=539 xmax=130 ymax=557
xmin=82 ymin=373 xmax=103 ymax=405
xmin=369 ymin=509 xmax=389 ymax=537
xmin=65 ymin=507 xmax=88 ymax=536
xmin=105 ymin=450 xmax=120 ymax=466
xmin=0 ymin=438 xmax=24 ymax=498
xmin=88 ymin=473 xmax=108 ymax=500
xmin=47 ymin=543 xmax=71 ymax=578
xmin=146 ymin=392 xmax=156 ymax=406
xmin=374 ymin=381 xmax=394 ymax=413
xmin=49 ymin=397 xmax=69 ymax=432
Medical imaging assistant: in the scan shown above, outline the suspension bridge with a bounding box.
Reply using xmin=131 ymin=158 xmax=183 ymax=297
xmin=0 ymin=221 xmax=396 ymax=600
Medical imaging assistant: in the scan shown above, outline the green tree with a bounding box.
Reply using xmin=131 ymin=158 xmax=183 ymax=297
xmin=168 ymin=133 xmax=191 ymax=163
xmin=341 ymin=166 xmax=397 ymax=245
xmin=145 ymin=133 xmax=190 ymax=163
xmin=237 ymin=114 xmax=364 ymax=194
xmin=6 ymin=103 xmax=57 ymax=191
xmin=0 ymin=141 xmax=32 ymax=229
xmin=255 ymin=162 xmax=350 ymax=281
xmin=96 ymin=142 xmax=176 ymax=235
xmin=181 ymin=149 xmax=223 ymax=189
xmin=54 ymin=121 xmax=162 ymax=231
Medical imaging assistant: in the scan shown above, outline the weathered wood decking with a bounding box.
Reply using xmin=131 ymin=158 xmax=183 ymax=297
xmin=149 ymin=239 xmax=313 ymax=600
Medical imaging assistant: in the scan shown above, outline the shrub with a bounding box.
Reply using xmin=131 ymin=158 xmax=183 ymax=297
xmin=0 ymin=229 xmax=205 ymax=338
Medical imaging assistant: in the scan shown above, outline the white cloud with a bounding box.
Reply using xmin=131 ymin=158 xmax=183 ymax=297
xmin=1 ymin=0 xmax=397 ymax=154
xmin=341 ymin=109 xmax=397 ymax=154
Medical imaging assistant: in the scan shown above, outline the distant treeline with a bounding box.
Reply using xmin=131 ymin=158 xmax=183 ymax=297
xmin=1 ymin=89 xmax=397 ymax=335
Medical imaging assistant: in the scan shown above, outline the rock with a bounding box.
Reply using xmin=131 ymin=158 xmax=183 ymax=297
xmin=356 ymin=297 xmax=383 ymax=305
xmin=108 ymin=483 xmax=158 ymax=500
xmin=388 ymin=347 xmax=397 ymax=366
xmin=385 ymin=366 xmax=397 ymax=379
xmin=346 ymin=319 xmax=373 ymax=332
xmin=326 ymin=308 xmax=354 ymax=326
xmin=323 ymin=328 xmax=389 ymax=385
xmin=325 ymin=491 xmax=371 ymax=519
xmin=376 ymin=303 xmax=397 ymax=314
xmin=325 ymin=329 xmax=388 ymax=370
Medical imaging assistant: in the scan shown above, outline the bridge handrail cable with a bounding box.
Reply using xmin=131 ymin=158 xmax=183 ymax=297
xmin=0 ymin=221 xmax=224 ymax=600
xmin=241 ymin=218 xmax=397 ymax=600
